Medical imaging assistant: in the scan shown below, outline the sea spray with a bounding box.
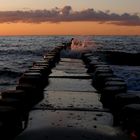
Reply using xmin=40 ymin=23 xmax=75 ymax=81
xmin=71 ymin=37 xmax=97 ymax=51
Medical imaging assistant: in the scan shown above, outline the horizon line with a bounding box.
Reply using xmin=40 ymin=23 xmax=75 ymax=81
xmin=0 ymin=34 xmax=140 ymax=37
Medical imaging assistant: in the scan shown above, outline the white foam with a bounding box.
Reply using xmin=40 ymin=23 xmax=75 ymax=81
xmin=70 ymin=38 xmax=97 ymax=51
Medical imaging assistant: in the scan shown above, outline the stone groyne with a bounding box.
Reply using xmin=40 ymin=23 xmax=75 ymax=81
xmin=0 ymin=45 xmax=139 ymax=139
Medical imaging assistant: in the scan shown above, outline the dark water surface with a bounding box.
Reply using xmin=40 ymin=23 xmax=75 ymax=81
xmin=0 ymin=35 xmax=140 ymax=91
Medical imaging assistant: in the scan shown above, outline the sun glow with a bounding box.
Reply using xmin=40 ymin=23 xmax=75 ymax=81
xmin=0 ymin=22 xmax=139 ymax=36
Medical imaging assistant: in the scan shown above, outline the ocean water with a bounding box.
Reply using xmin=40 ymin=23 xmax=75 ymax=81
xmin=0 ymin=35 xmax=140 ymax=92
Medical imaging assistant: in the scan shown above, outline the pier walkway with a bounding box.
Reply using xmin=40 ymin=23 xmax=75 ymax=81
xmin=15 ymin=57 xmax=128 ymax=140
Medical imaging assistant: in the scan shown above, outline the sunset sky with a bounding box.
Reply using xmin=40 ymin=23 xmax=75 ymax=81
xmin=0 ymin=0 xmax=140 ymax=35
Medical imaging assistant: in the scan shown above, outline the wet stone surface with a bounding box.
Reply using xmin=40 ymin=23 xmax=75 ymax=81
xmin=49 ymin=69 xmax=91 ymax=78
xmin=15 ymin=110 xmax=128 ymax=140
xmin=53 ymin=65 xmax=86 ymax=71
xmin=54 ymin=64 xmax=87 ymax=73
xmin=35 ymin=91 xmax=102 ymax=110
xmin=59 ymin=61 xmax=84 ymax=66
xmin=46 ymin=78 xmax=95 ymax=92
xmin=53 ymin=58 xmax=86 ymax=71
xmin=49 ymin=58 xmax=91 ymax=78
xmin=28 ymin=110 xmax=114 ymax=128
xmin=60 ymin=58 xmax=84 ymax=63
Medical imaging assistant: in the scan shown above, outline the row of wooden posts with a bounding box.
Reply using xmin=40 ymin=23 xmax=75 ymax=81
xmin=82 ymin=52 xmax=140 ymax=138
xmin=0 ymin=46 xmax=64 ymax=139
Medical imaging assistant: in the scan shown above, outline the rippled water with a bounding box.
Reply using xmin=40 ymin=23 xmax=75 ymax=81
xmin=0 ymin=35 xmax=69 ymax=91
xmin=0 ymin=35 xmax=140 ymax=91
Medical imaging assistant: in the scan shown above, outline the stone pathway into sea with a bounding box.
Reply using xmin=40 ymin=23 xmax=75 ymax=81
xmin=15 ymin=58 xmax=128 ymax=140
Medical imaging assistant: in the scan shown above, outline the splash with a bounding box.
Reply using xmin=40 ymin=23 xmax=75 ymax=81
xmin=61 ymin=37 xmax=97 ymax=58
xmin=70 ymin=37 xmax=96 ymax=51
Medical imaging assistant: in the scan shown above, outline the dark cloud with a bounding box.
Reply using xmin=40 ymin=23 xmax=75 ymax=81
xmin=0 ymin=6 xmax=139 ymax=26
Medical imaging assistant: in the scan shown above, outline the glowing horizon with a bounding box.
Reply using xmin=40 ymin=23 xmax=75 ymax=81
xmin=0 ymin=22 xmax=140 ymax=36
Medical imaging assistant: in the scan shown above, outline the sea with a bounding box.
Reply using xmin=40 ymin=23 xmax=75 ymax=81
xmin=0 ymin=35 xmax=140 ymax=92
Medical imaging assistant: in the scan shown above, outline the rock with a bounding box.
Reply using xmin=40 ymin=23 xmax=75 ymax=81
xmin=100 ymin=85 xmax=127 ymax=108
xmin=121 ymin=104 xmax=140 ymax=131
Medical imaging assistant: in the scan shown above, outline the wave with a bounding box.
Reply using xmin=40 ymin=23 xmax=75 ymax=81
xmin=0 ymin=68 xmax=22 ymax=78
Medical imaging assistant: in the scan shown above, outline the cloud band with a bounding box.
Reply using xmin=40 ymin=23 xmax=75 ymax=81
xmin=0 ymin=6 xmax=139 ymax=26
